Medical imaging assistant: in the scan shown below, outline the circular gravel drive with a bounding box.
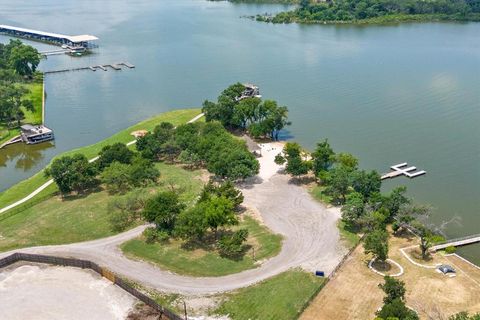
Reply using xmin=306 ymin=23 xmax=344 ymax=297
xmin=0 ymin=143 xmax=346 ymax=294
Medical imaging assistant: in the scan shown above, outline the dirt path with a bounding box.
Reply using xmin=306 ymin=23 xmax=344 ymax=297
xmin=0 ymin=142 xmax=346 ymax=295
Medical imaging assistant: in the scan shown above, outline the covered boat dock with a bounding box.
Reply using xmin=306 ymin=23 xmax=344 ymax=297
xmin=0 ymin=25 xmax=98 ymax=48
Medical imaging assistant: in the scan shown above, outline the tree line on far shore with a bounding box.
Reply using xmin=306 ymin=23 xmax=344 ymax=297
xmin=256 ymin=0 xmax=480 ymax=24
xmin=0 ymin=40 xmax=41 ymax=129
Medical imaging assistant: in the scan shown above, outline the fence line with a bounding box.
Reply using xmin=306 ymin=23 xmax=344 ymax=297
xmin=0 ymin=252 xmax=183 ymax=320
xmin=298 ymin=234 xmax=365 ymax=316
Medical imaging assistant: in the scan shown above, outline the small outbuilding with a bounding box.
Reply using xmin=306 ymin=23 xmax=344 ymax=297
xmin=20 ymin=124 xmax=54 ymax=144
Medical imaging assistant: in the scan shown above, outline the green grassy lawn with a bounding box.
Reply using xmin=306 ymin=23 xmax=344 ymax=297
xmin=309 ymin=184 xmax=333 ymax=205
xmin=0 ymin=162 xmax=205 ymax=253
xmin=0 ymin=80 xmax=43 ymax=146
xmin=215 ymin=269 xmax=325 ymax=320
xmin=337 ymin=220 xmax=361 ymax=248
xmin=310 ymin=185 xmax=360 ymax=248
xmin=0 ymin=108 xmax=202 ymax=212
xmin=22 ymin=81 xmax=43 ymax=124
xmin=121 ymin=216 xmax=282 ymax=277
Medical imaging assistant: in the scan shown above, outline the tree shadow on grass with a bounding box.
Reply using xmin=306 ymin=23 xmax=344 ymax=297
xmin=180 ymin=230 xmax=251 ymax=261
xmin=372 ymin=260 xmax=392 ymax=272
xmin=393 ymin=228 xmax=416 ymax=243
xmin=61 ymin=186 xmax=103 ymax=201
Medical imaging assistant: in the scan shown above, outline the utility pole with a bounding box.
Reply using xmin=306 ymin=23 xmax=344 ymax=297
xmin=184 ymin=301 xmax=188 ymax=320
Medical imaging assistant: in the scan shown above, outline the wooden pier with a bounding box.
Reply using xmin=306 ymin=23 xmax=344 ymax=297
xmin=381 ymin=162 xmax=426 ymax=180
xmin=431 ymin=233 xmax=480 ymax=252
xmin=44 ymin=62 xmax=135 ymax=74
xmin=40 ymin=49 xmax=70 ymax=56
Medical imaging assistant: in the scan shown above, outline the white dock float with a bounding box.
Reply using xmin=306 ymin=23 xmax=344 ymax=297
xmin=381 ymin=162 xmax=426 ymax=180
xmin=120 ymin=62 xmax=135 ymax=68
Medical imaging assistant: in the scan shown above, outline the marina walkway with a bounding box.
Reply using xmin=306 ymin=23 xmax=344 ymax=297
xmin=44 ymin=62 xmax=135 ymax=74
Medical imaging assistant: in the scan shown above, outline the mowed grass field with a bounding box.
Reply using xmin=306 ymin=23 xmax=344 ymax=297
xmin=0 ymin=108 xmax=202 ymax=211
xmin=300 ymin=231 xmax=480 ymax=320
xmin=215 ymin=269 xmax=325 ymax=320
xmin=0 ymin=162 xmax=205 ymax=253
xmin=121 ymin=216 xmax=283 ymax=277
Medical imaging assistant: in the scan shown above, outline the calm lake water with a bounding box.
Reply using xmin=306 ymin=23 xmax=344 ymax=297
xmin=0 ymin=1 xmax=479 ymax=262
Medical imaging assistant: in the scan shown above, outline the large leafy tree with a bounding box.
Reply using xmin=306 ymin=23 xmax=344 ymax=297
xmin=100 ymin=162 xmax=132 ymax=194
xmin=377 ymin=276 xmax=418 ymax=320
xmin=97 ymin=143 xmax=134 ymax=170
xmin=202 ymin=83 xmax=245 ymax=128
xmin=202 ymin=196 xmax=237 ymax=238
xmin=341 ymin=192 xmax=365 ymax=225
xmin=364 ymin=228 xmax=389 ymax=262
xmin=385 ymin=186 xmax=410 ymax=220
xmin=379 ymin=276 xmax=406 ymax=304
xmin=46 ymin=154 xmax=98 ymax=194
xmin=0 ymin=83 xmax=34 ymax=126
xmin=278 ymin=142 xmax=311 ymax=177
xmin=324 ymin=165 xmax=351 ymax=204
xmin=203 ymin=83 xmax=290 ymax=139
xmin=351 ymin=169 xmax=381 ymax=199
xmin=175 ymin=205 xmax=209 ymax=241
xmin=6 ymin=40 xmax=40 ymax=77
xmin=142 ymin=191 xmax=185 ymax=233
xmin=311 ymin=139 xmax=335 ymax=175
xmin=199 ymin=180 xmax=244 ymax=209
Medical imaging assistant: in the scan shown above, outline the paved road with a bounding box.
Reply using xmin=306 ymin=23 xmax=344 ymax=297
xmin=0 ymin=142 xmax=346 ymax=295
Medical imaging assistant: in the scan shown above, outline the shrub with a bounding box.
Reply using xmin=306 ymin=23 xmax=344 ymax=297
xmin=109 ymin=209 xmax=134 ymax=232
xmin=218 ymin=229 xmax=249 ymax=257
xmin=107 ymin=191 xmax=147 ymax=231
xmin=445 ymin=246 xmax=457 ymax=254
xmin=143 ymin=227 xmax=169 ymax=244
xmin=101 ymin=162 xmax=132 ymax=194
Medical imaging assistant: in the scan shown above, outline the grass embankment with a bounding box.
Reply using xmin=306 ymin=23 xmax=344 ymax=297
xmin=0 ymin=162 xmax=204 ymax=253
xmin=121 ymin=216 xmax=282 ymax=277
xmin=215 ymin=269 xmax=325 ymax=320
xmin=0 ymin=108 xmax=202 ymax=211
xmin=0 ymin=80 xmax=43 ymax=146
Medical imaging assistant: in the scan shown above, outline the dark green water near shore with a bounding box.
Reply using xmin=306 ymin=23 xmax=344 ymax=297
xmin=0 ymin=1 xmax=479 ymax=262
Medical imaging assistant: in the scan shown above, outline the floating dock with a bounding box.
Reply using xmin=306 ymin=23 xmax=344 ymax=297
xmin=381 ymin=162 xmax=426 ymax=180
xmin=44 ymin=62 xmax=135 ymax=74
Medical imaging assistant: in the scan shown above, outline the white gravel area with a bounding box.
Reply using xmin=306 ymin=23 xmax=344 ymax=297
xmin=0 ymin=265 xmax=135 ymax=320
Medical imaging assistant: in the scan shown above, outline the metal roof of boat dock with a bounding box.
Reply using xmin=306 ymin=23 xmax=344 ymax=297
xmin=0 ymin=25 xmax=98 ymax=42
